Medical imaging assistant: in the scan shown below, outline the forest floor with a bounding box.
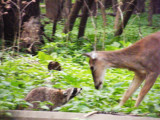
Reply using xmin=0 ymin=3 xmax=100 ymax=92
xmin=0 ymin=12 xmax=160 ymax=118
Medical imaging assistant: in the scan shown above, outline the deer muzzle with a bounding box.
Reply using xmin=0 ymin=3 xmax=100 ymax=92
xmin=95 ymin=81 xmax=103 ymax=89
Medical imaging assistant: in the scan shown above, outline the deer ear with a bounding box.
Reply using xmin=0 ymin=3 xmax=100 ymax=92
xmin=83 ymin=52 xmax=97 ymax=59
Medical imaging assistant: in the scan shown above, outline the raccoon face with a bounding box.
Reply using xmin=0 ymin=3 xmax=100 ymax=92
xmin=62 ymin=88 xmax=82 ymax=104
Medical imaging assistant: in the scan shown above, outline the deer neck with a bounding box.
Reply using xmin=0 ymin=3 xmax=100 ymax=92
xmin=104 ymin=51 xmax=135 ymax=70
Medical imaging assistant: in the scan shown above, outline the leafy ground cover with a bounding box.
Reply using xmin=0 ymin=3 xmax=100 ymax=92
xmin=0 ymin=13 xmax=160 ymax=117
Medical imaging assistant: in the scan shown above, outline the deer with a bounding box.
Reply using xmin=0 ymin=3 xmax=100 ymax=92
xmin=84 ymin=31 xmax=160 ymax=107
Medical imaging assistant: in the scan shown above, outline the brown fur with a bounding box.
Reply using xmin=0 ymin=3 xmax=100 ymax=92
xmin=25 ymin=87 xmax=81 ymax=111
xmin=48 ymin=61 xmax=61 ymax=71
xmin=84 ymin=31 xmax=160 ymax=107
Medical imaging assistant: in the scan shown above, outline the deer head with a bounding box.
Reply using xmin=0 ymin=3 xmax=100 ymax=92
xmin=84 ymin=51 xmax=112 ymax=89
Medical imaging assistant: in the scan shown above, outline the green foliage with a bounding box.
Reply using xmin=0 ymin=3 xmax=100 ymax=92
xmin=0 ymin=12 xmax=160 ymax=118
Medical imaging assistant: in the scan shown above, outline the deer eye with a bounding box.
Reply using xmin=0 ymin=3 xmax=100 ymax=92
xmin=90 ymin=66 xmax=94 ymax=71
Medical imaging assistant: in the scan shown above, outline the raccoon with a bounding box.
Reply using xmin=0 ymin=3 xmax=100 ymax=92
xmin=24 ymin=87 xmax=82 ymax=111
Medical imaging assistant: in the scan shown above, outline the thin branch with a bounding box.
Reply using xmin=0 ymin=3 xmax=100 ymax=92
xmin=27 ymin=41 xmax=40 ymax=53
xmin=42 ymin=32 xmax=53 ymax=42
xmin=0 ymin=46 xmax=19 ymax=52
xmin=21 ymin=1 xmax=34 ymax=14
xmin=98 ymin=0 xmax=107 ymax=50
xmin=9 ymin=0 xmax=35 ymax=53
xmin=84 ymin=0 xmax=97 ymax=51
xmin=9 ymin=0 xmax=20 ymax=10
xmin=114 ymin=1 xmax=123 ymax=30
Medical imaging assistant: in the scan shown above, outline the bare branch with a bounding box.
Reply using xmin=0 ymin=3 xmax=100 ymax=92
xmin=83 ymin=0 xmax=97 ymax=51
xmin=21 ymin=1 xmax=34 ymax=14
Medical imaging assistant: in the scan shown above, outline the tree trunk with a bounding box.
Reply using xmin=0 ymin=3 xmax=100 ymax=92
xmin=104 ymin=0 xmax=112 ymax=8
xmin=114 ymin=0 xmax=123 ymax=30
xmin=1 ymin=0 xmax=43 ymax=53
xmin=91 ymin=1 xmax=97 ymax=16
xmin=0 ymin=3 xmax=3 ymax=40
xmin=23 ymin=0 xmax=41 ymax=22
xmin=20 ymin=17 xmax=42 ymax=54
xmin=100 ymin=0 xmax=106 ymax=50
xmin=100 ymin=0 xmax=107 ymax=26
xmin=148 ymin=0 xmax=153 ymax=26
xmin=78 ymin=0 xmax=94 ymax=38
xmin=114 ymin=0 xmax=137 ymax=36
xmin=45 ymin=0 xmax=63 ymax=20
xmin=63 ymin=0 xmax=84 ymax=33
xmin=45 ymin=0 xmax=65 ymax=36
xmin=0 ymin=3 xmax=5 ymax=50
xmin=136 ymin=0 xmax=145 ymax=13
xmin=53 ymin=0 xmax=65 ymax=36
xmin=62 ymin=0 xmax=72 ymax=19
xmin=20 ymin=0 xmax=43 ymax=53
xmin=152 ymin=0 xmax=160 ymax=14
xmin=1 ymin=0 xmax=17 ymax=46
xmin=112 ymin=0 xmax=117 ymax=13
xmin=52 ymin=19 xmax=58 ymax=37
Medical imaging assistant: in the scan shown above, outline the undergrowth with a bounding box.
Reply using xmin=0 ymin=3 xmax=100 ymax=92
xmin=0 ymin=12 xmax=160 ymax=117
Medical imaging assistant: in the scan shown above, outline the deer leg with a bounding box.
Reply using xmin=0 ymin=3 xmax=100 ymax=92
xmin=135 ymin=72 xmax=158 ymax=107
xmin=119 ymin=73 xmax=145 ymax=106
